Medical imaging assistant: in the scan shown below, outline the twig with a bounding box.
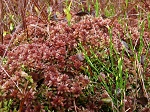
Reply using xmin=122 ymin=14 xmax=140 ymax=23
xmin=73 ymin=99 xmax=78 ymax=112
xmin=0 ymin=64 xmax=23 ymax=94
xmin=0 ymin=0 xmax=3 ymax=44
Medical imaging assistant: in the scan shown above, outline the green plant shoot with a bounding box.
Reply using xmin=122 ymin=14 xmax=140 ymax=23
xmin=147 ymin=13 xmax=150 ymax=30
xmin=95 ymin=0 xmax=99 ymax=17
xmin=64 ymin=0 xmax=72 ymax=26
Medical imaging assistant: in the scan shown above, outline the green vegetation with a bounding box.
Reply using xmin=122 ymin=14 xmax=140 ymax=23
xmin=0 ymin=0 xmax=149 ymax=112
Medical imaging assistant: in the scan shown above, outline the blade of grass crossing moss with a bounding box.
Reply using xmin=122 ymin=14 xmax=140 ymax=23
xmin=116 ymin=51 xmax=126 ymax=110
xmin=138 ymin=20 xmax=145 ymax=61
xmin=107 ymin=26 xmax=116 ymax=74
xmin=143 ymin=42 xmax=150 ymax=72
xmin=125 ymin=0 xmax=129 ymax=8
xmin=80 ymin=66 xmax=91 ymax=77
xmin=78 ymin=43 xmax=115 ymax=102
xmin=64 ymin=0 xmax=72 ymax=26
xmin=79 ymin=43 xmax=99 ymax=74
xmin=89 ymin=48 xmax=113 ymax=74
xmin=118 ymin=49 xmax=125 ymax=90
xmin=65 ymin=0 xmax=69 ymax=6
xmin=122 ymin=71 xmax=129 ymax=108
xmin=137 ymin=7 xmax=144 ymax=61
xmin=148 ymin=12 xmax=150 ymax=30
xmin=104 ymin=4 xmax=115 ymax=17
xmin=89 ymin=47 xmax=117 ymax=97
xmin=87 ymin=0 xmax=91 ymax=13
xmin=117 ymin=57 xmax=123 ymax=89
xmin=107 ymin=26 xmax=127 ymax=109
xmin=124 ymin=24 xmax=137 ymax=66
xmin=126 ymin=25 xmax=134 ymax=55
xmin=94 ymin=0 xmax=99 ymax=17
xmin=79 ymin=1 xmax=85 ymax=12
xmin=115 ymin=57 xmax=123 ymax=106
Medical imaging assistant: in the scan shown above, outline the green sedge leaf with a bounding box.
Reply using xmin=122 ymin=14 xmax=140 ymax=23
xmin=101 ymin=98 xmax=112 ymax=103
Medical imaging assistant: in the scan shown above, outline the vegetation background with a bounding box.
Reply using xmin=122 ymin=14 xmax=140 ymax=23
xmin=0 ymin=0 xmax=150 ymax=112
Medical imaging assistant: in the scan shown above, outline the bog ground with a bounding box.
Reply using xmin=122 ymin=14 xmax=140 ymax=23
xmin=0 ymin=0 xmax=150 ymax=112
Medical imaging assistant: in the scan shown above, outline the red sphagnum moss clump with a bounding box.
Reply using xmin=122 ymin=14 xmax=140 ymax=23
xmin=0 ymin=14 xmax=150 ymax=111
